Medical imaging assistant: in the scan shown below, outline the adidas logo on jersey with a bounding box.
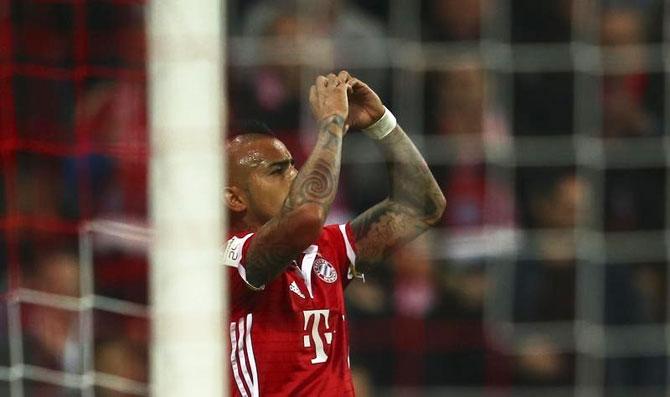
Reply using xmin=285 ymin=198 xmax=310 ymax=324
xmin=289 ymin=281 xmax=305 ymax=299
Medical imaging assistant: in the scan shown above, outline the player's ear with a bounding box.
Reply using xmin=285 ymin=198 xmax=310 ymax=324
xmin=225 ymin=186 xmax=247 ymax=213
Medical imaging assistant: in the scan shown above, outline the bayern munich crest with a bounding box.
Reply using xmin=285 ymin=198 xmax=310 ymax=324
xmin=312 ymin=257 xmax=337 ymax=283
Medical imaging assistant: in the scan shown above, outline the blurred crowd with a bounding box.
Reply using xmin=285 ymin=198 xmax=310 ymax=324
xmin=1 ymin=0 xmax=668 ymax=395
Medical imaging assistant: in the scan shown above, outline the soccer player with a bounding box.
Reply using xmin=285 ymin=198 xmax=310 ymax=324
xmin=224 ymin=71 xmax=445 ymax=396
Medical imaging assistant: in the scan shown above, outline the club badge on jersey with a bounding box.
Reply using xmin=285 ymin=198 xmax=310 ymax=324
xmin=312 ymin=257 xmax=337 ymax=283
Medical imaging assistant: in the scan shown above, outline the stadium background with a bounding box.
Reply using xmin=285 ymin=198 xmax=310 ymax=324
xmin=1 ymin=0 xmax=669 ymax=395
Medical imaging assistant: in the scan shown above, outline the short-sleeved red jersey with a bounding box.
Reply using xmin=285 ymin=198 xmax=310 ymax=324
xmin=223 ymin=223 xmax=360 ymax=397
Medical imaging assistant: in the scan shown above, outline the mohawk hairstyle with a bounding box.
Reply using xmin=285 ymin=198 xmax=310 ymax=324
xmin=228 ymin=119 xmax=276 ymax=140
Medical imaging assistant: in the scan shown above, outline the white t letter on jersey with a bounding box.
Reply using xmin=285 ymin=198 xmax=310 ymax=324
xmin=302 ymin=309 xmax=332 ymax=364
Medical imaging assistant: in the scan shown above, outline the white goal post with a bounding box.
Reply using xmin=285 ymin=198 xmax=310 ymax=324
xmin=148 ymin=0 xmax=227 ymax=396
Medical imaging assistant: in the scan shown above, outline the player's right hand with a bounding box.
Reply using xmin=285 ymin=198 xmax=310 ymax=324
xmin=309 ymin=73 xmax=349 ymax=132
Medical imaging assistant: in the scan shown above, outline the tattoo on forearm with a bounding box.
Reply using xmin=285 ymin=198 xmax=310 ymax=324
xmin=299 ymin=158 xmax=335 ymax=202
xmin=285 ymin=115 xmax=343 ymax=211
xmin=381 ymin=130 xmax=443 ymax=220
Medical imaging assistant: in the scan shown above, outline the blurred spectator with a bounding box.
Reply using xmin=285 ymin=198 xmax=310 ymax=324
xmin=421 ymin=0 xmax=488 ymax=41
xmin=232 ymin=7 xmax=303 ymax=131
xmin=22 ymin=251 xmax=81 ymax=396
xmin=425 ymin=61 xmax=514 ymax=229
xmin=633 ymin=263 xmax=666 ymax=322
xmin=515 ymin=171 xmax=585 ymax=318
xmin=26 ymin=251 xmax=80 ymax=297
xmin=383 ymin=235 xmax=439 ymax=387
xmin=295 ymin=0 xmax=389 ymax=81
xmin=516 ymin=335 xmax=570 ymax=385
xmin=23 ymin=252 xmax=80 ymax=368
xmin=236 ymin=0 xmax=389 ymax=129
xmin=601 ymin=6 xmax=644 ymax=46
xmin=95 ymin=337 xmax=148 ymax=397
xmin=346 ymin=276 xmax=389 ymax=317
xmin=514 ymin=170 xmax=661 ymax=386
xmin=244 ymin=0 xmax=388 ymax=72
xmin=391 ymin=235 xmax=439 ymax=319
xmin=600 ymin=6 xmax=661 ymax=137
xmin=429 ymin=62 xmax=507 ymax=141
xmin=513 ymin=171 xmax=584 ymax=385
xmin=433 ymin=261 xmax=488 ymax=321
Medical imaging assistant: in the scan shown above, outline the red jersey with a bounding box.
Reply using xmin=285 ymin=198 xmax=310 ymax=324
xmin=223 ymin=223 xmax=361 ymax=397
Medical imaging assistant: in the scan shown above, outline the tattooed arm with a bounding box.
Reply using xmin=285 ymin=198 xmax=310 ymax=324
xmin=343 ymin=73 xmax=446 ymax=273
xmin=351 ymin=126 xmax=445 ymax=272
xmin=243 ymin=74 xmax=348 ymax=287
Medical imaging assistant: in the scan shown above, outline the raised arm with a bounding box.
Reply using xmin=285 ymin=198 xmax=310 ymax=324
xmin=243 ymin=74 xmax=348 ymax=287
xmin=344 ymin=74 xmax=446 ymax=273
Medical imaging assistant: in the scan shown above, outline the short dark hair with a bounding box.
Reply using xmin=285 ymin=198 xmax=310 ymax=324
xmin=228 ymin=120 xmax=275 ymax=139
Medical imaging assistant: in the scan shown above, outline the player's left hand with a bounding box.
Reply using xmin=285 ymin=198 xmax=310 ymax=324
xmin=336 ymin=71 xmax=385 ymax=130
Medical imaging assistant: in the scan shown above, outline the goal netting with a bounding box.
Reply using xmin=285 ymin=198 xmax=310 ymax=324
xmin=1 ymin=0 xmax=225 ymax=395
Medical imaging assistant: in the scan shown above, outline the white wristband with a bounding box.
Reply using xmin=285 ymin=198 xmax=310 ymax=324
xmin=362 ymin=107 xmax=397 ymax=140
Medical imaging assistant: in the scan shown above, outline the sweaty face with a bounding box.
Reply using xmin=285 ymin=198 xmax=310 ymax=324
xmin=228 ymin=135 xmax=298 ymax=225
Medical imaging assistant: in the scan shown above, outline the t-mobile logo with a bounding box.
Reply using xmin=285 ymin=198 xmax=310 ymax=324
xmin=302 ymin=309 xmax=333 ymax=364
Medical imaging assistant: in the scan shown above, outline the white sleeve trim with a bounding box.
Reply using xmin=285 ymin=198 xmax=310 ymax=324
xmin=338 ymin=224 xmax=356 ymax=265
xmin=339 ymin=224 xmax=364 ymax=281
xmin=222 ymin=233 xmax=265 ymax=290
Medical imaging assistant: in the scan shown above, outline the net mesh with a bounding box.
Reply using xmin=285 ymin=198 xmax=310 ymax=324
xmin=1 ymin=0 xmax=149 ymax=395
xmin=2 ymin=0 xmax=670 ymax=395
